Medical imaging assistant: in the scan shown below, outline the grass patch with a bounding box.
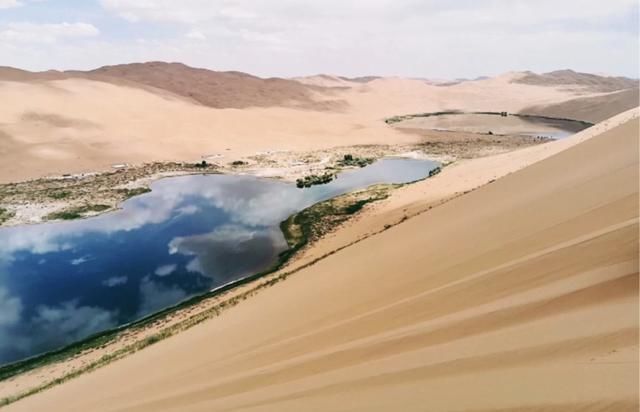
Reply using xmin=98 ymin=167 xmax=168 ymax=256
xmin=47 ymin=191 xmax=71 ymax=200
xmin=0 ymin=207 xmax=15 ymax=224
xmin=281 ymin=184 xmax=395 ymax=251
xmin=116 ymin=187 xmax=151 ymax=199
xmin=46 ymin=204 xmax=111 ymax=221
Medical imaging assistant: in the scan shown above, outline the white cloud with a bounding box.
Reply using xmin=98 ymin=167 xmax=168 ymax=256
xmin=71 ymin=256 xmax=90 ymax=265
xmin=102 ymin=275 xmax=128 ymax=287
xmin=137 ymin=276 xmax=187 ymax=316
xmin=0 ymin=287 xmax=22 ymax=327
xmin=3 ymin=1 xmax=638 ymax=77
xmin=0 ymin=0 xmax=21 ymax=9
xmin=185 ymin=29 xmax=206 ymax=40
xmin=168 ymin=224 xmax=287 ymax=281
xmin=91 ymin=0 xmax=640 ymax=78
xmin=0 ymin=22 xmax=99 ymax=44
xmin=0 ymin=297 xmax=117 ymax=362
xmin=154 ymin=263 xmax=177 ymax=277
xmin=99 ymin=0 xmax=638 ymax=27
xmin=32 ymin=300 xmax=118 ymax=345
xmin=176 ymin=204 xmax=200 ymax=215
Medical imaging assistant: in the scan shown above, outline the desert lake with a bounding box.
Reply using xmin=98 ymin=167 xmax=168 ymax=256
xmin=392 ymin=112 xmax=592 ymax=139
xmin=0 ymin=158 xmax=438 ymax=364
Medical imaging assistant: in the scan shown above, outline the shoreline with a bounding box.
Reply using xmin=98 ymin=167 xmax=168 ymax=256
xmin=0 ymin=136 xmax=544 ymax=228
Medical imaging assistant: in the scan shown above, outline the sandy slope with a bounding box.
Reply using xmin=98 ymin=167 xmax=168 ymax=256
xmin=6 ymin=110 xmax=638 ymax=411
xmin=521 ymin=88 xmax=640 ymax=123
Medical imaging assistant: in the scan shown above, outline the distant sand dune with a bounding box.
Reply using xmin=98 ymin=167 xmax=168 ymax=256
xmin=521 ymin=87 xmax=640 ymax=123
xmin=6 ymin=109 xmax=638 ymax=411
xmin=513 ymin=69 xmax=638 ymax=93
xmin=0 ymin=64 xmax=637 ymax=182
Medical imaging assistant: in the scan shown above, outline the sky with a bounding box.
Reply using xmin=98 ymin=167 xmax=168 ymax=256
xmin=0 ymin=0 xmax=638 ymax=78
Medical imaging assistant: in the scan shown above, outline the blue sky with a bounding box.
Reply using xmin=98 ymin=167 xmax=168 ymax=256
xmin=0 ymin=0 xmax=638 ymax=78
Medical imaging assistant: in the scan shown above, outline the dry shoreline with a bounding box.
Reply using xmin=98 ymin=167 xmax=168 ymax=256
xmin=0 ymin=133 xmax=541 ymax=228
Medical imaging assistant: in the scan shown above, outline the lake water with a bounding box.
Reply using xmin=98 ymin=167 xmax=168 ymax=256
xmin=395 ymin=113 xmax=591 ymax=139
xmin=0 ymin=158 xmax=438 ymax=365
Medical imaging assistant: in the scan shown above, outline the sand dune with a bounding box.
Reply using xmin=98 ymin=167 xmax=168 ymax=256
xmin=513 ymin=69 xmax=639 ymax=93
xmin=0 ymin=78 xmax=414 ymax=182
xmin=83 ymin=62 xmax=345 ymax=110
xmin=6 ymin=109 xmax=637 ymax=410
xmin=0 ymin=63 xmax=341 ymax=110
xmin=1 ymin=64 xmax=637 ymax=183
xmin=521 ymin=87 xmax=640 ymax=123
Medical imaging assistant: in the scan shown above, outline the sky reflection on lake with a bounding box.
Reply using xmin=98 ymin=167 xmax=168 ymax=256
xmin=0 ymin=158 xmax=437 ymax=364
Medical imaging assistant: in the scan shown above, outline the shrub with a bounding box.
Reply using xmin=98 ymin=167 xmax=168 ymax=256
xmin=49 ymin=191 xmax=71 ymax=199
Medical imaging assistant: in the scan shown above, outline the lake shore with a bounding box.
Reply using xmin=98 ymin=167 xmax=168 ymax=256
xmin=0 ymin=132 xmax=541 ymax=227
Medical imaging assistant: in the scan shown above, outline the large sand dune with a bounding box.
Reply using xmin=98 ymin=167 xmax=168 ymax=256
xmin=6 ymin=110 xmax=638 ymax=410
xmin=1 ymin=64 xmax=637 ymax=182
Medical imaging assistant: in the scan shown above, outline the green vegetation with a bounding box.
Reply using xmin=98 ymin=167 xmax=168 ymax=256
xmin=384 ymin=110 xmax=463 ymax=124
xmin=337 ymin=154 xmax=375 ymax=168
xmin=194 ymin=160 xmax=209 ymax=168
xmin=428 ymin=166 xmax=442 ymax=177
xmin=230 ymin=160 xmax=248 ymax=166
xmin=48 ymin=191 xmax=71 ymax=200
xmin=116 ymin=187 xmax=151 ymax=199
xmin=295 ymin=172 xmax=336 ymax=188
xmin=0 ymin=207 xmax=14 ymax=224
xmin=46 ymin=204 xmax=111 ymax=221
xmin=281 ymin=185 xmax=394 ymax=252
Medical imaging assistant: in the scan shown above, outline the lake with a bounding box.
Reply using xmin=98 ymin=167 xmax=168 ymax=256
xmin=393 ymin=113 xmax=591 ymax=139
xmin=0 ymin=158 xmax=438 ymax=364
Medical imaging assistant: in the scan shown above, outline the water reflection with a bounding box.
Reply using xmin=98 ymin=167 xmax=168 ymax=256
xmin=0 ymin=158 xmax=437 ymax=364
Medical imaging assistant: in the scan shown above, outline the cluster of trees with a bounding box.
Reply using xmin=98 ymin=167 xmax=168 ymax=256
xmin=338 ymin=154 xmax=375 ymax=168
xmin=296 ymin=172 xmax=335 ymax=188
xmin=428 ymin=166 xmax=442 ymax=177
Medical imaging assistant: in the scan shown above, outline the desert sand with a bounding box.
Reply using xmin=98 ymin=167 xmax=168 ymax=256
xmin=4 ymin=105 xmax=637 ymax=411
xmin=1 ymin=65 xmax=637 ymax=183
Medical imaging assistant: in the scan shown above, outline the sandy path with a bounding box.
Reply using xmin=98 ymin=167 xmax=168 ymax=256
xmin=5 ymin=110 xmax=638 ymax=410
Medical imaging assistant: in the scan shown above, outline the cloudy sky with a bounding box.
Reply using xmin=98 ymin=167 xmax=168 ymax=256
xmin=0 ymin=0 xmax=638 ymax=78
